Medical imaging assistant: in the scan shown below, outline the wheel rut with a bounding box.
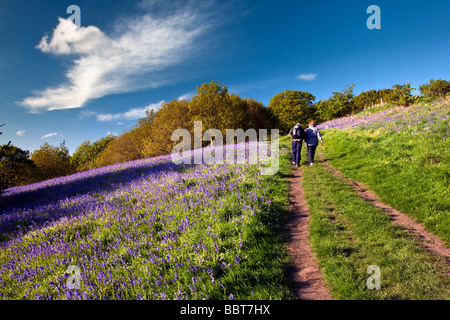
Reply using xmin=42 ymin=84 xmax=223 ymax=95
xmin=318 ymin=153 xmax=450 ymax=267
xmin=286 ymin=167 xmax=333 ymax=300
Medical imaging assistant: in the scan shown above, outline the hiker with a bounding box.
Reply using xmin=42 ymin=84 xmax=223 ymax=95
xmin=289 ymin=123 xmax=305 ymax=167
xmin=304 ymin=121 xmax=323 ymax=166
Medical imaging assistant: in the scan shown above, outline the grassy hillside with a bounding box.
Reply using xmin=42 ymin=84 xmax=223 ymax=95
xmin=1 ymin=100 xmax=448 ymax=300
xmin=0 ymin=144 xmax=295 ymax=300
xmin=284 ymin=101 xmax=450 ymax=299
xmin=318 ymin=101 xmax=450 ymax=246
xmin=301 ymin=156 xmax=449 ymax=299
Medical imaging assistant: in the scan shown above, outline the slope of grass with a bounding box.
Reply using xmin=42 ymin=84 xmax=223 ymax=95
xmin=0 ymin=143 xmax=295 ymax=300
xmin=299 ymin=147 xmax=450 ymax=299
xmin=279 ymin=136 xmax=449 ymax=299
xmin=219 ymin=142 xmax=295 ymax=300
xmin=320 ymin=101 xmax=450 ymax=246
xmin=356 ymin=103 xmax=397 ymax=116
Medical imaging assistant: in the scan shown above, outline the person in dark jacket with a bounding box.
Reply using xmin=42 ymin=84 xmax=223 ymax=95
xmin=289 ymin=123 xmax=304 ymax=167
xmin=304 ymin=121 xmax=323 ymax=166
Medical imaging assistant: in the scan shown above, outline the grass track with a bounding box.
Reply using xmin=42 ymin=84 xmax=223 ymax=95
xmin=319 ymin=102 xmax=450 ymax=246
xmin=281 ymin=137 xmax=449 ymax=299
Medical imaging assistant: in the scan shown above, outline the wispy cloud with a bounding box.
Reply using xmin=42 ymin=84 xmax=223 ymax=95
xmin=16 ymin=130 xmax=26 ymax=137
xmin=41 ymin=133 xmax=58 ymax=139
xmin=95 ymin=101 xmax=163 ymax=122
xmin=78 ymin=110 xmax=98 ymax=120
xmin=177 ymin=92 xmax=194 ymax=101
xmin=19 ymin=4 xmax=210 ymax=112
xmin=297 ymin=73 xmax=317 ymax=81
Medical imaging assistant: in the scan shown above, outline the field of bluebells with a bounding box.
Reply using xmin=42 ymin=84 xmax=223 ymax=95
xmin=319 ymin=100 xmax=450 ymax=246
xmin=0 ymin=143 xmax=294 ymax=300
xmin=318 ymin=100 xmax=449 ymax=139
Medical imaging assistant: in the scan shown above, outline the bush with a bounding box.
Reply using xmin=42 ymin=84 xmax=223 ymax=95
xmin=268 ymin=90 xmax=316 ymax=131
xmin=0 ymin=144 xmax=37 ymax=191
xmin=419 ymin=78 xmax=450 ymax=101
xmin=71 ymin=136 xmax=114 ymax=171
xmin=31 ymin=141 xmax=74 ymax=181
xmin=391 ymin=83 xmax=414 ymax=106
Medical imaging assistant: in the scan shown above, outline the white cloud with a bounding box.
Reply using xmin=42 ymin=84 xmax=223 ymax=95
xmin=16 ymin=130 xmax=26 ymax=137
xmin=20 ymin=7 xmax=208 ymax=112
xmin=177 ymin=92 xmax=194 ymax=101
xmin=36 ymin=18 xmax=111 ymax=56
xmin=297 ymin=73 xmax=317 ymax=81
xmin=41 ymin=133 xmax=58 ymax=139
xmin=96 ymin=101 xmax=163 ymax=122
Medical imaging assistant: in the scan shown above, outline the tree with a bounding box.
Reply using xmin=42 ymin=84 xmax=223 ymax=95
xmin=244 ymin=98 xmax=276 ymax=131
xmin=378 ymin=88 xmax=394 ymax=104
xmin=352 ymin=88 xmax=399 ymax=112
xmin=419 ymin=78 xmax=450 ymax=101
xmin=131 ymin=108 xmax=157 ymax=158
xmin=315 ymin=84 xmax=355 ymax=122
xmin=71 ymin=140 xmax=92 ymax=171
xmin=188 ymin=81 xmax=232 ymax=145
xmin=314 ymin=99 xmax=333 ymax=123
xmin=31 ymin=141 xmax=74 ymax=180
xmin=352 ymin=89 xmax=379 ymax=112
xmin=71 ymin=135 xmax=114 ymax=171
xmin=332 ymin=84 xmax=355 ymax=115
xmin=0 ymin=144 xmax=37 ymax=190
xmin=228 ymin=94 xmax=253 ymax=130
xmin=142 ymin=99 xmax=191 ymax=158
xmin=143 ymin=99 xmax=192 ymax=157
xmin=391 ymin=83 xmax=414 ymax=106
xmin=95 ymin=131 xmax=141 ymax=167
xmin=268 ymin=90 xmax=316 ymax=131
xmin=187 ymin=80 xmax=259 ymax=145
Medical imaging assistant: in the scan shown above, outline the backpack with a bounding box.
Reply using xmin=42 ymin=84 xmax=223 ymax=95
xmin=292 ymin=124 xmax=304 ymax=140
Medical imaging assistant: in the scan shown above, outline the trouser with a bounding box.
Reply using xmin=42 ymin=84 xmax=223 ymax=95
xmin=291 ymin=140 xmax=302 ymax=165
xmin=307 ymin=145 xmax=317 ymax=164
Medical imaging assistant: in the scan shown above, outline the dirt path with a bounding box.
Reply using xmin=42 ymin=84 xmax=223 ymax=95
xmin=286 ymin=167 xmax=333 ymax=300
xmin=319 ymin=154 xmax=450 ymax=266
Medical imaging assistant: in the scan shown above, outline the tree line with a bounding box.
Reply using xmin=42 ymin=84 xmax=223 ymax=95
xmin=1 ymin=78 xmax=449 ymax=191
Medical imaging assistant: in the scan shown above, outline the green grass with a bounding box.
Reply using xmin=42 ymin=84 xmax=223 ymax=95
xmin=280 ymin=137 xmax=449 ymax=299
xmin=0 ymin=143 xmax=297 ymax=300
xmin=217 ymin=143 xmax=296 ymax=299
xmin=356 ymin=103 xmax=396 ymax=116
xmin=320 ymin=121 xmax=450 ymax=246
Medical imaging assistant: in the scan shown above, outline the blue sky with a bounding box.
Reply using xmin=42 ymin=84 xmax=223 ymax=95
xmin=1 ymin=0 xmax=449 ymax=154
